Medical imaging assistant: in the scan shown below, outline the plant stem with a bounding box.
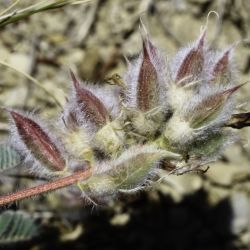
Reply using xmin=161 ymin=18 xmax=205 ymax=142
xmin=0 ymin=0 xmax=90 ymax=28
xmin=0 ymin=0 xmax=22 ymax=16
xmin=0 ymin=169 xmax=91 ymax=206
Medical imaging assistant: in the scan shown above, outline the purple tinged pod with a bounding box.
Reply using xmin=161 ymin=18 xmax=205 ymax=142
xmin=211 ymin=48 xmax=231 ymax=85
xmin=175 ymin=32 xmax=205 ymax=84
xmin=70 ymin=70 xmax=109 ymax=125
xmin=187 ymin=84 xmax=244 ymax=128
xmin=70 ymin=70 xmax=109 ymax=127
xmin=137 ymin=37 xmax=159 ymax=111
xmin=10 ymin=111 xmax=66 ymax=171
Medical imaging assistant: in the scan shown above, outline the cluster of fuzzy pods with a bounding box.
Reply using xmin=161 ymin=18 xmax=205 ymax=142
xmin=8 ymin=29 xmax=243 ymax=203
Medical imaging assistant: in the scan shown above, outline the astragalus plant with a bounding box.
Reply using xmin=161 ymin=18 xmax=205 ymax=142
xmin=0 ymin=28 xmax=247 ymax=206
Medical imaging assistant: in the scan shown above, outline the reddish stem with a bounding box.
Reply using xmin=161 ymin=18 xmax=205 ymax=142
xmin=0 ymin=169 xmax=91 ymax=206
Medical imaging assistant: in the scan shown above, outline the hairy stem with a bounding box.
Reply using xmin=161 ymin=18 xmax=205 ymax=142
xmin=0 ymin=169 xmax=91 ymax=206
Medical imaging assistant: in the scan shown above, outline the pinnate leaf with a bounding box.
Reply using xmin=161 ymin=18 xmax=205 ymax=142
xmin=0 ymin=211 xmax=39 ymax=244
xmin=0 ymin=144 xmax=21 ymax=172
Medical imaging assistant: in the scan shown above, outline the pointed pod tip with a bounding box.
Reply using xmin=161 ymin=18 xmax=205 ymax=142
xmin=69 ymin=69 xmax=80 ymax=90
xmin=9 ymin=110 xmax=22 ymax=121
xmin=142 ymin=37 xmax=149 ymax=57
xmin=224 ymin=82 xmax=248 ymax=96
xmin=139 ymin=27 xmax=157 ymax=59
xmin=197 ymin=30 xmax=206 ymax=49
xmin=8 ymin=111 xmax=30 ymax=126
xmin=220 ymin=46 xmax=234 ymax=61
xmin=0 ymin=106 xmax=10 ymax=114
xmin=218 ymin=42 xmax=239 ymax=62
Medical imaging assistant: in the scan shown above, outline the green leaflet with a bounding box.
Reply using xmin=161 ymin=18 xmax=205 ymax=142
xmin=0 ymin=144 xmax=21 ymax=172
xmin=0 ymin=211 xmax=39 ymax=244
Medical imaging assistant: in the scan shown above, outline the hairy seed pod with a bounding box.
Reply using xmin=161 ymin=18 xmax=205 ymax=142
xmin=211 ymin=48 xmax=232 ymax=85
xmin=186 ymin=84 xmax=244 ymax=128
xmin=79 ymin=145 xmax=181 ymax=198
xmin=10 ymin=111 xmax=66 ymax=172
xmin=109 ymin=145 xmax=181 ymax=191
xmin=137 ymin=38 xmax=159 ymax=111
xmin=175 ymin=32 xmax=205 ymax=84
xmin=70 ymin=70 xmax=110 ymax=128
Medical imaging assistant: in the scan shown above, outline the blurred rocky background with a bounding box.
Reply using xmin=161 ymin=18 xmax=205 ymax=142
xmin=0 ymin=0 xmax=249 ymax=249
